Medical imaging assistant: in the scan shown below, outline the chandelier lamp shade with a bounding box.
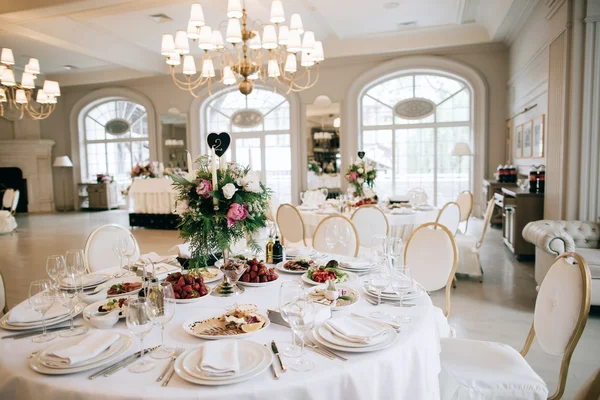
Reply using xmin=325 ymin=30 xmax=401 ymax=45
xmin=161 ymin=0 xmax=324 ymax=97
xmin=0 ymin=48 xmax=60 ymax=120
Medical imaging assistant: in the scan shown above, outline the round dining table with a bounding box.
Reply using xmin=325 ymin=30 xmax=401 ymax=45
xmin=0 ymin=264 xmax=442 ymax=400
xmin=299 ymin=207 xmax=439 ymax=240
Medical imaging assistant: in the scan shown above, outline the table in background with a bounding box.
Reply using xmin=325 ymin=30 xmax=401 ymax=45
xmin=128 ymin=178 xmax=178 ymax=229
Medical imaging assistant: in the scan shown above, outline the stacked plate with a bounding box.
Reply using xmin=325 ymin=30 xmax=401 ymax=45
xmin=285 ymin=246 xmax=319 ymax=260
xmin=335 ymin=258 xmax=375 ymax=273
xmin=312 ymin=316 xmax=398 ymax=353
xmin=362 ymin=282 xmax=425 ymax=303
xmin=62 ymin=273 xmax=111 ymax=291
xmin=0 ymin=303 xmax=85 ymax=331
xmin=173 ymin=341 xmax=272 ymax=385
xmin=29 ymin=334 xmax=131 ymax=375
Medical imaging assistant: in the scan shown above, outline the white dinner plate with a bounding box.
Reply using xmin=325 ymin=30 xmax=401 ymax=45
xmin=38 ymin=334 xmax=126 ymax=369
xmin=0 ymin=303 xmax=85 ymax=331
xmin=317 ymin=321 xmax=389 ymax=348
xmin=83 ymin=296 xmax=132 ymax=320
xmin=174 ymin=286 xmax=212 ymax=303
xmin=61 ymin=273 xmax=111 ymax=289
xmin=106 ymin=278 xmax=143 ymax=298
xmin=312 ymin=324 xmax=397 ymax=353
xmin=181 ymin=342 xmax=266 ymax=381
xmin=174 ymin=343 xmax=272 ymax=386
xmin=301 ymin=270 xmax=358 ymax=286
xmin=182 ymin=313 xmax=270 ymax=340
xmin=30 ymin=334 xmax=131 ymax=375
xmin=307 ymin=285 xmax=360 ymax=311
xmin=362 ymin=284 xmax=426 ymax=301
xmin=275 ymin=261 xmax=309 ymax=274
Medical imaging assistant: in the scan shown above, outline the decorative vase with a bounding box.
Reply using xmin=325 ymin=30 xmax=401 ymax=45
xmin=211 ymin=248 xmax=247 ymax=297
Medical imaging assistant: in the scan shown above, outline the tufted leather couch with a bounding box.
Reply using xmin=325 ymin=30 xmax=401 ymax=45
xmin=523 ymin=220 xmax=600 ymax=305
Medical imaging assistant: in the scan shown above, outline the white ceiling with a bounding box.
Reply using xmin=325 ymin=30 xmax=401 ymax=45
xmin=0 ymin=0 xmax=536 ymax=86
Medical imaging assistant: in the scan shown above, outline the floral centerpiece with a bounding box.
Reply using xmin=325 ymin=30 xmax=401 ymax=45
xmin=308 ymin=159 xmax=322 ymax=175
xmin=130 ymin=162 xmax=156 ymax=179
xmin=170 ymin=155 xmax=271 ymax=269
xmin=345 ymin=159 xmax=377 ymax=197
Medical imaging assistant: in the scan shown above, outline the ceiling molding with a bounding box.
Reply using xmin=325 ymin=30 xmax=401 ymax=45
xmin=499 ymin=0 xmax=539 ymax=45
xmin=545 ymin=0 xmax=567 ymax=20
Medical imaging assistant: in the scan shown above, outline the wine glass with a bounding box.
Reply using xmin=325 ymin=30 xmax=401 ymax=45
xmin=388 ymin=238 xmax=404 ymax=275
xmin=56 ymin=273 xmax=87 ymax=337
xmin=324 ymin=223 xmax=338 ymax=254
xmin=390 ymin=266 xmax=413 ymax=323
xmin=368 ymin=264 xmax=390 ymax=319
xmin=46 ymin=255 xmax=66 ymax=287
xmin=338 ymin=224 xmax=352 ymax=254
xmin=112 ymin=239 xmax=126 ymax=275
xmin=28 ymin=280 xmax=56 ymax=343
xmin=148 ymin=282 xmax=176 ymax=359
xmin=65 ymin=249 xmax=86 ymax=277
xmin=285 ymin=299 xmax=316 ymax=372
xmin=279 ymin=281 xmax=305 ymax=358
xmin=126 ymin=298 xmax=156 ymax=373
xmin=122 ymin=233 xmax=137 ymax=271
xmin=371 ymin=235 xmax=388 ymax=264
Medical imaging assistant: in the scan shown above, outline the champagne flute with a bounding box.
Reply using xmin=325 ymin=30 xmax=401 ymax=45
xmin=126 ymin=299 xmax=155 ymax=373
xmin=390 ymin=266 xmax=413 ymax=323
xmin=279 ymin=281 xmax=305 ymax=358
xmin=29 ymin=280 xmax=56 ymax=343
xmin=56 ymin=273 xmax=87 ymax=337
xmin=65 ymin=249 xmax=86 ymax=277
xmin=148 ymin=282 xmax=176 ymax=359
xmin=286 ymin=299 xmax=316 ymax=372
xmin=46 ymin=255 xmax=66 ymax=287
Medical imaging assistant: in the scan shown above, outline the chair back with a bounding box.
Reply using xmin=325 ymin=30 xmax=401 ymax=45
xmin=10 ymin=190 xmax=19 ymax=214
xmin=0 ymin=269 xmax=6 ymax=316
xmin=404 ymin=222 xmax=458 ymax=316
xmin=2 ymin=189 xmax=14 ymax=210
xmin=520 ymin=252 xmax=591 ymax=400
xmin=84 ymin=224 xmax=140 ymax=273
xmin=276 ymin=204 xmax=306 ymax=246
xmin=312 ymin=214 xmax=359 ymax=257
xmin=435 ymin=202 xmax=461 ymax=236
xmin=456 ymin=190 xmax=473 ymax=233
xmin=351 ymin=205 xmax=389 ymax=249
xmin=476 ymin=199 xmax=496 ymax=248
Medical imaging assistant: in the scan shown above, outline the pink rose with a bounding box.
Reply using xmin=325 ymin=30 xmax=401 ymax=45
xmin=348 ymin=171 xmax=358 ymax=182
xmin=196 ymin=179 xmax=213 ymax=198
xmin=226 ymin=203 xmax=249 ymax=228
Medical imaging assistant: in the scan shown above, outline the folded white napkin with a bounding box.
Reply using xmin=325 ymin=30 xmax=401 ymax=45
xmin=8 ymin=296 xmax=69 ymax=324
xmin=200 ymin=341 xmax=240 ymax=377
xmin=169 ymin=244 xmax=191 ymax=259
xmin=325 ymin=316 xmax=387 ymax=344
xmin=286 ymin=246 xmax=314 ymax=257
xmin=137 ymin=252 xmax=164 ymax=264
xmin=44 ymin=332 xmax=120 ymax=366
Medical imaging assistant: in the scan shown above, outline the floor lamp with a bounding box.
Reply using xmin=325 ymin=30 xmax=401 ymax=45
xmin=53 ymin=156 xmax=73 ymax=212
xmin=451 ymin=142 xmax=472 ymax=192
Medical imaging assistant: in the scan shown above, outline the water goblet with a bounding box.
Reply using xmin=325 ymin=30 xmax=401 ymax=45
xmin=324 ymin=223 xmax=339 ymax=254
xmin=368 ymin=265 xmax=390 ymax=319
xmin=148 ymin=282 xmax=176 ymax=359
xmin=279 ymin=281 xmax=305 ymax=358
xmin=29 ymin=280 xmax=57 ymax=343
xmin=285 ymin=299 xmax=316 ymax=372
xmin=112 ymin=238 xmax=127 ymax=275
xmin=390 ymin=266 xmax=413 ymax=323
xmin=56 ymin=273 xmax=87 ymax=337
xmin=46 ymin=255 xmax=66 ymax=287
xmin=122 ymin=233 xmax=137 ymax=271
xmin=338 ymin=224 xmax=352 ymax=254
xmin=65 ymin=249 xmax=86 ymax=277
xmin=371 ymin=235 xmax=388 ymax=264
xmin=126 ymin=298 xmax=156 ymax=373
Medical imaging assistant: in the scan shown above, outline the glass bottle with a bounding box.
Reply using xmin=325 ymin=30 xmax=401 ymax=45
xmin=266 ymin=234 xmax=274 ymax=264
xmin=273 ymin=234 xmax=284 ymax=264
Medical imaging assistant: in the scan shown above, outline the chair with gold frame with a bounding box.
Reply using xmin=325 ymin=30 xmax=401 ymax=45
xmin=0 ymin=269 xmax=7 ymax=316
xmin=455 ymin=190 xmax=473 ymax=234
xmin=435 ymin=202 xmax=461 ymax=237
xmin=312 ymin=214 xmax=360 ymax=257
xmin=276 ymin=204 xmax=307 ymax=246
xmin=351 ymin=205 xmax=389 ymax=250
xmin=84 ymin=224 xmax=140 ymax=273
xmin=439 ymin=252 xmax=592 ymax=400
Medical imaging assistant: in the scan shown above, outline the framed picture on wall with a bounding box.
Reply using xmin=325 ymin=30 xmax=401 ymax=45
xmin=523 ymin=121 xmax=532 ymax=158
xmin=515 ymin=124 xmax=523 ymax=158
xmin=532 ymin=115 xmax=545 ymax=158
xmin=505 ymin=119 xmax=512 ymax=163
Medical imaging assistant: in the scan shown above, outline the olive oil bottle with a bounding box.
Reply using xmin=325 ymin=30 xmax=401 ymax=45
xmin=266 ymin=234 xmax=274 ymax=264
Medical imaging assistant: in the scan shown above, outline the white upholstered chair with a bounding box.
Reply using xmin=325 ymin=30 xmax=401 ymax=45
xmin=0 ymin=189 xmax=19 ymax=235
xmin=312 ymin=214 xmax=359 ymax=257
xmin=84 ymin=224 xmax=140 ymax=273
xmin=574 ymin=369 xmax=600 ymax=400
xmin=455 ymin=190 xmax=473 ymax=234
xmin=439 ymin=252 xmax=592 ymax=400
xmin=0 ymin=269 xmax=7 ymax=316
xmin=454 ymin=199 xmax=495 ymax=281
xmin=351 ymin=205 xmax=389 ymax=250
xmin=276 ymin=204 xmax=307 ymax=246
xmin=435 ymin=202 xmax=461 ymax=237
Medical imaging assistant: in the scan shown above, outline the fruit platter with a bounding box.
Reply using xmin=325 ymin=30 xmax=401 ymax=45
xmin=107 ymin=282 xmax=142 ymax=297
xmin=275 ymin=259 xmax=316 ymax=274
xmin=165 ymin=272 xmax=211 ymax=303
xmin=239 ymin=258 xmax=279 ymax=286
xmin=301 ymin=260 xmax=357 ymax=285
xmin=182 ymin=304 xmax=270 ymax=339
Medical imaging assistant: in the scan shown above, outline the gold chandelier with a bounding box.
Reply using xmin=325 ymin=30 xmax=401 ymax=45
xmin=161 ymin=0 xmax=324 ymax=97
xmin=0 ymin=48 xmax=60 ymax=120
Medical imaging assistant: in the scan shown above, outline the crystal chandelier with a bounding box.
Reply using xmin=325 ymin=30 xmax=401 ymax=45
xmin=161 ymin=0 xmax=324 ymax=97
xmin=0 ymin=48 xmax=60 ymax=120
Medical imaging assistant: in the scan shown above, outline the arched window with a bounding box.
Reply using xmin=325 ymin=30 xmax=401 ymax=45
xmin=205 ymin=88 xmax=292 ymax=203
xmin=81 ymin=99 xmax=150 ymax=183
xmin=360 ymin=73 xmax=472 ymax=206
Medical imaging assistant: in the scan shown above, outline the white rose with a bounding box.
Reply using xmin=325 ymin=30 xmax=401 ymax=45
xmin=357 ymin=168 xmax=364 ymax=174
xmin=222 ymin=183 xmax=238 ymax=199
xmin=244 ymin=180 xmax=262 ymax=193
xmin=357 ymin=178 xmax=364 ymax=184
xmin=175 ymin=200 xmax=189 ymax=215
xmin=236 ymin=175 xmax=250 ymax=187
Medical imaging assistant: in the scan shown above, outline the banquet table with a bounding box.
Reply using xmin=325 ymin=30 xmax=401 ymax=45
xmin=299 ymin=207 xmax=439 ymax=240
xmin=129 ymin=178 xmax=177 ymax=214
xmin=0 ymin=264 xmax=442 ymax=400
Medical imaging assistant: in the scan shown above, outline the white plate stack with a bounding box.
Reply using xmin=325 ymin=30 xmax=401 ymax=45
xmin=173 ymin=341 xmax=272 ymax=385
xmin=62 ymin=273 xmax=111 ymax=291
xmin=0 ymin=302 xmax=86 ymax=331
xmin=361 ymin=283 xmax=425 ymax=303
xmin=311 ymin=316 xmax=398 ymax=353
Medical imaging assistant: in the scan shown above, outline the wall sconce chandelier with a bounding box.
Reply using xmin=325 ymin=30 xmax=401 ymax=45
xmin=0 ymin=48 xmax=60 ymax=120
xmin=161 ymin=0 xmax=324 ymax=97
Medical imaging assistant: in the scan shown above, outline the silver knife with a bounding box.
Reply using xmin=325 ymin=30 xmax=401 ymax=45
xmin=2 ymin=324 xmax=84 ymax=340
xmin=88 ymin=345 xmax=160 ymax=379
xmin=104 ymin=345 xmax=161 ymax=377
xmin=270 ymin=340 xmax=286 ymax=372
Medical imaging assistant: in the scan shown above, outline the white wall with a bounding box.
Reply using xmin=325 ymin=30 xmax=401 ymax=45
xmin=34 ymin=43 xmax=508 ymax=211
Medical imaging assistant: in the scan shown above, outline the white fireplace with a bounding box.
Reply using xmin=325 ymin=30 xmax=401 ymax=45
xmin=0 ymin=140 xmax=55 ymax=212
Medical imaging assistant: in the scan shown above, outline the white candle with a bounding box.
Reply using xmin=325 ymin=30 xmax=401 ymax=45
xmin=219 ymin=155 xmax=226 ymax=171
xmin=187 ymin=152 xmax=193 ymax=171
xmin=248 ymin=148 xmax=253 ymax=170
xmin=211 ymin=147 xmax=218 ymax=190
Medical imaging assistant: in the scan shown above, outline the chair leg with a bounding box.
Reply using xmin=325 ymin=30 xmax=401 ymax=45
xmin=452 ymin=275 xmax=457 ymax=289
xmin=477 ymin=253 xmax=483 ymax=283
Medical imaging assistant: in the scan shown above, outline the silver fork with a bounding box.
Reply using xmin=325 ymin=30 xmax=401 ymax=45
xmin=304 ymin=340 xmax=347 ymax=361
xmin=161 ymin=347 xmax=185 ymax=386
xmin=157 ymin=347 xmax=184 ymax=382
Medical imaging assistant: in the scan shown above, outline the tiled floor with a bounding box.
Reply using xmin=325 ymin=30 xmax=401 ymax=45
xmin=1 ymin=210 xmax=598 ymax=397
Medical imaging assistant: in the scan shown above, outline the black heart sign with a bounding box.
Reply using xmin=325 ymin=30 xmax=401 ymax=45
xmin=357 ymin=151 xmax=365 ymax=159
xmin=207 ymin=132 xmax=231 ymax=157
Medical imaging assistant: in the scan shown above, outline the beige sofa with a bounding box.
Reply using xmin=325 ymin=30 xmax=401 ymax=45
xmin=523 ymin=220 xmax=599 ymax=305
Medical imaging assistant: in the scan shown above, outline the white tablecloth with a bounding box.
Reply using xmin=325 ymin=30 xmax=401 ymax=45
xmin=129 ymin=178 xmax=177 ymax=214
xmin=300 ymin=208 xmax=439 ymax=240
xmin=0 ymin=265 xmax=442 ymax=400
xmin=307 ymin=172 xmax=341 ymax=190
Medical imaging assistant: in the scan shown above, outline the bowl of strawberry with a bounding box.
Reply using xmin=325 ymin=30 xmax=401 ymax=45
xmin=239 ymin=259 xmax=279 ymax=286
xmin=165 ymin=272 xmax=211 ymax=303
